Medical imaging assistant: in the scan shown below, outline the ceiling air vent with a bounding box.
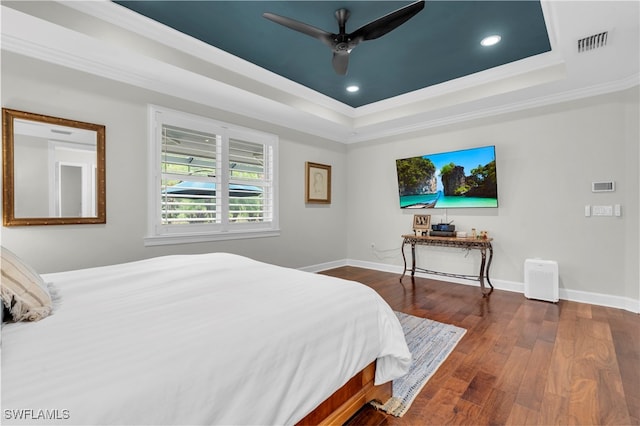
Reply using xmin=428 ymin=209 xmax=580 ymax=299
xmin=578 ymin=31 xmax=608 ymax=52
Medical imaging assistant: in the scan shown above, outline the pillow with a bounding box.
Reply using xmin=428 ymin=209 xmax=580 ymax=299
xmin=1 ymin=296 xmax=9 ymax=322
xmin=1 ymin=247 xmax=52 ymax=321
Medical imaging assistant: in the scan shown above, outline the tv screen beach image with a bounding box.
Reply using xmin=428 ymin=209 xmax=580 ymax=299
xmin=396 ymin=145 xmax=498 ymax=209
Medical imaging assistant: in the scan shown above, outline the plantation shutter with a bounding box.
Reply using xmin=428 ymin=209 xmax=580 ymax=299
xmin=228 ymin=138 xmax=272 ymax=223
xmin=148 ymin=105 xmax=279 ymax=245
xmin=161 ymin=124 xmax=220 ymax=225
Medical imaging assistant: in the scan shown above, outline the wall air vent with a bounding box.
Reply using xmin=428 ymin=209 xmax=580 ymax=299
xmin=578 ymin=31 xmax=608 ymax=52
xmin=592 ymin=181 xmax=615 ymax=192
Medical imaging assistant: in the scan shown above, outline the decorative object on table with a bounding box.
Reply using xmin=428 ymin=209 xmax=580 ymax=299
xmin=431 ymin=222 xmax=455 ymax=232
xmin=430 ymin=221 xmax=456 ymax=237
xmin=305 ymin=162 xmax=331 ymax=204
xmin=456 ymin=231 xmax=467 ymax=238
xmin=412 ymin=214 xmax=431 ymax=236
xmin=371 ymin=311 xmax=466 ymax=417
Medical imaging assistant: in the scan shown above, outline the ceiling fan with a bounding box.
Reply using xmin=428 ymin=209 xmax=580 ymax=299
xmin=263 ymin=0 xmax=425 ymax=75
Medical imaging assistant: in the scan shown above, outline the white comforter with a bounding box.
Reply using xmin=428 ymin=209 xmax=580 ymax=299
xmin=2 ymin=253 xmax=410 ymax=425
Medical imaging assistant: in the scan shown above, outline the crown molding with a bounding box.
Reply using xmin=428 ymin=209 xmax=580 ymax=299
xmin=63 ymin=0 xmax=356 ymax=118
xmin=346 ymin=72 xmax=640 ymax=144
xmin=0 ymin=5 xmax=354 ymax=142
xmin=2 ymin=2 xmax=638 ymax=145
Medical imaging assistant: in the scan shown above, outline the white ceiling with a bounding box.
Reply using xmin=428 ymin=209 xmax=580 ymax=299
xmin=1 ymin=1 xmax=638 ymax=144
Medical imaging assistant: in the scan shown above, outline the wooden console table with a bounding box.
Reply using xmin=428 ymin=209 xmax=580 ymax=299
xmin=400 ymin=234 xmax=494 ymax=296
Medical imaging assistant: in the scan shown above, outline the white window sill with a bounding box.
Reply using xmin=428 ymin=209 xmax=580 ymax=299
xmin=144 ymin=229 xmax=281 ymax=246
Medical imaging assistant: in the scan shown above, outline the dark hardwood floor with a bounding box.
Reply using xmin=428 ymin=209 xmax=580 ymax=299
xmin=319 ymin=266 xmax=640 ymax=426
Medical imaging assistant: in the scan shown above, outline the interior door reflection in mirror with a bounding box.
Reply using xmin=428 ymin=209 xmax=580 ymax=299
xmin=3 ymin=108 xmax=105 ymax=226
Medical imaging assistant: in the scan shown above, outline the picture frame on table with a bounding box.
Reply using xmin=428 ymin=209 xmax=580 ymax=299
xmin=413 ymin=214 xmax=431 ymax=230
xmin=413 ymin=214 xmax=431 ymax=236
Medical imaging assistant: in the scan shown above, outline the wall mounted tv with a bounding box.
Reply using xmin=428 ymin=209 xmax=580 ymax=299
xmin=396 ymin=145 xmax=498 ymax=209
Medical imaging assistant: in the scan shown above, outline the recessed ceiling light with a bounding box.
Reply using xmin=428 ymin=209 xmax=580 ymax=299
xmin=346 ymin=85 xmax=359 ymax=93
xmin=481 ymin=35 xmax=501 ymax=47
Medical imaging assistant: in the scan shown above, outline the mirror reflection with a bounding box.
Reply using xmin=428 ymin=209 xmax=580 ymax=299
xmin=2 ymin=108 xmax=106 ymax=226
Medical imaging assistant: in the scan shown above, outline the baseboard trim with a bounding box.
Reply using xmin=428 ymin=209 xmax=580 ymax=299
xmin=301 ymin=258 xmax=640 ymax=314
xmin=559 ymin=288 xmax=640 ymax=314
xmin=299 ymin=259 xmax=348 ymax=273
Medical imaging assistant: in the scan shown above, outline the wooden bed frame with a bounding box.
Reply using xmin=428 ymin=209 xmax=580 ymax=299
xmin=296 ymin=362 xmax=391 ymax=425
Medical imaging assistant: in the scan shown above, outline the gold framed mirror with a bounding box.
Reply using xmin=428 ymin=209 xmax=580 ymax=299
xmin=2 ymin=108 xmax=106 ymax=226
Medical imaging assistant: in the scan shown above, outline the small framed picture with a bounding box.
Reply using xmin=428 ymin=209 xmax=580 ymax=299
xmin=413 ymin=214 xmax=431 ymax=230
xmin=305 ymin=162 xmax=331 ymax=204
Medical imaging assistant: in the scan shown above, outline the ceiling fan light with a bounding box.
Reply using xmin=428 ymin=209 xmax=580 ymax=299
xmin=346 ymin=85 xmax=360 ymax=93
xmin=481 ymin=35 xmax=501 ymax=46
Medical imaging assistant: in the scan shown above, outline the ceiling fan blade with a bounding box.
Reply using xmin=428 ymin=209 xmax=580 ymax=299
xmin=332 ymin=52 xmax=349 ymax=75
xmin=350 ymin=0 xmax=425 ymax=41
xmin=262 ymin=12 xmax=333 ymax=47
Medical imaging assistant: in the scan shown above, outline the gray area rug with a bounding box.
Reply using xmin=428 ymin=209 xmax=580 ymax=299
xmin=372 ymin=311 xmax=466 ymax=417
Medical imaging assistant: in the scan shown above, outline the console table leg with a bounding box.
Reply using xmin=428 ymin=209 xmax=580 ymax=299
xmin=400 ymin=240 xmax=408 ymax=283
xmin=486 ymin=245 xmax=494 ymax=290
xmin=479 ymin=248 xmax=490 ymax=296
xmin=411 ymin=242 xmax=417 ymax=283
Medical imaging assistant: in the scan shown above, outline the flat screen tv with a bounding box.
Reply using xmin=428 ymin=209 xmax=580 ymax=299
xmin=396 ymin=145 xmax=498 ymax=209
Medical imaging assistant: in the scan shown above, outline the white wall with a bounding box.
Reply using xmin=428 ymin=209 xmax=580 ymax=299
xmin=1 ymin=53 xmax=348 ymax=273
xmin=346 ymin=88 xmax=639 ymax=306
xmin=2 ymin=52 xmax=638 ymax=310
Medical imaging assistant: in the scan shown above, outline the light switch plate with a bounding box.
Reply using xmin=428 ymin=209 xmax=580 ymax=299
xmin=592 ymin=205 xmax=613 ymax=216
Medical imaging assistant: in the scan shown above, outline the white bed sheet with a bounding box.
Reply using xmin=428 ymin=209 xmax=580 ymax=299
xmin=2 ymin=253 xmax=410 ymax=425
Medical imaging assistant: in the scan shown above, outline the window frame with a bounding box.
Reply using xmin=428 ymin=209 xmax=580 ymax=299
xmin=145 ymin=105 xmax=279 ymax=246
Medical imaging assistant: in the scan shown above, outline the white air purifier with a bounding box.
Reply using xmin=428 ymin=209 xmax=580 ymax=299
xmin=524 ymin=259 xmax=559 ymax=302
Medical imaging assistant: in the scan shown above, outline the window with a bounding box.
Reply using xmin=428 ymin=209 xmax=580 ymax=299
xmin=145 ymin=106 xmax=278 ymax=245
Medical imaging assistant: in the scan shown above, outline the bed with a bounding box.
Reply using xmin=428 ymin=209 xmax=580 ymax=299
xmin=1 ymin=251 xmax=411 ymax=425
